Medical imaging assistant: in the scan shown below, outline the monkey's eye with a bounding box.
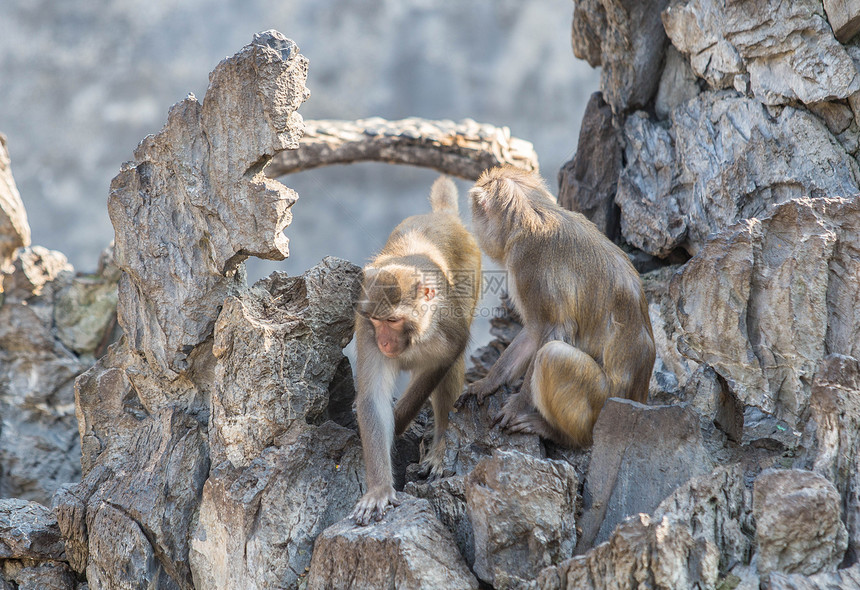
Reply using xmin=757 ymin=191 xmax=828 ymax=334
xmin=386 ymin=317 xmax=400 ymax=324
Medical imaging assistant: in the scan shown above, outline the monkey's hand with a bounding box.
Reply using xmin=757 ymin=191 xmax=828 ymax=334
xmin=350 ymin=486 xmax=400 ymax=526
xmin=456 ymin=377 xmax=499 ymax=407
xmin=493 ymin=391 xmax=532 ymax=430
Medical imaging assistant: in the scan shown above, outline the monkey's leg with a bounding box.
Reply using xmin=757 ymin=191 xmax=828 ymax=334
xmin=459 ymin=328 xmax=537 ymax=405
xmin=351 ymin=352 xmax=400 ymax=525
xmin=421 ymin=355 xmax=464 ymax=478
xmin=393 ymin=365 xmax=450 ymax=436
xmin=529 ymin=340 xmax=609 ymax=447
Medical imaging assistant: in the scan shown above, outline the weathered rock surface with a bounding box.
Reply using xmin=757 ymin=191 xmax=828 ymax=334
xmin=465 ymin=450 xmax=578 ymax=588
xmin=306 ymin=495 xmax=479 ymax=590
xmin=404 ymin=475 xmax=475 ymax=567
xmin=108 ymin=30 xmax=309 ymax=377
xmin=754 ymin=469 xmax=847 ymax=575
xmin=557 ymin=92 xmax=622 ymax=241
xmin=671 ymin=197 xmax=860 ymax=429
xmin=0 ymin=247 xmax=90 ymax=504
xmin=210 ymin=260 xmax=360 ymax=467
xmin=190 ymin=421 xmax=363 ymax=590
xmin=0 ymin=499 xmax=65 ymax=560
xmin=824 ymin=0 xmax=860 ymax=42
xmin=654 ymin=46 xmax=700 ymax=120
xmin=763 ymin=563 xmax=860 ymax=589
xmin=618 ymin=93 xmax=860 ymax=257
xmin=572 ymin=0 xmax=671 ymax=115
xmin=53 ymin=31 xmax=318 ymax=590
xmin=0 ymin=134 xmax=29 ymax=271
xmin=576 ymin=399 xmax=713 ymax=551
xmin=798 ymin=354 xmax=860 ymax=566
xmin=663 ymin=0 xmax=860 ymax=106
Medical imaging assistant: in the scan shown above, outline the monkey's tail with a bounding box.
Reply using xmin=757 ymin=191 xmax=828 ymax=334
xmin=429 ymin=176 xmax=459 ymax=213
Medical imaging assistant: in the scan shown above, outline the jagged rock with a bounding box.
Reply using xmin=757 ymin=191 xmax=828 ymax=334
xmin=576 ymin=399 xmax=713 ymax=552
xmin=538 ymin=512 xmax=719 ymax=590
xmin=108 ymin=30 xmax=309 ymax=377
xmin=404 ymin=475 xmax=474 ymax=567
xmin=465 ymin=449 xmax=578 ymax=589
xmin=670 ymin=197 xmax=860 ymax=430
xmin=824 ymin=0 xmax=860 ymax=42
xmin=663 ymin=0 xmax=860 ymax=105
xmin=210 ymin=259 xmax=360 ymax=467
xmin=763 ymin=563 xmax=860 ymax=590
xmin=654 ymin=46 xmax=700 ymax=120
xmin=557 ymin=92 xmax=622 ymax=241
xmin=617 ymin=92 xmax=860 ymax=257
xmin=190 ymin=421 xmax=363 ymax=590
xmin=0 ymin=499 xmax=65 ymax=560
xmin=572 ymin=0 xmax=671 ymax=115
xmin=1 ymin=561 xmax=75 ymax=590
xmin=53 ymin=31 xmax=313 ymax=590
xmin=0 ymin=134 xmax=30 ymax=271
xmin=0 ymin=247 xmax=86 ymax=504
xmin=798 ymin=354 xmax=860 ymax=565
xmin=753 ymin=469 xmax=847 ymax=576
xmin=306 ymin=495 xmax=479 ymax=590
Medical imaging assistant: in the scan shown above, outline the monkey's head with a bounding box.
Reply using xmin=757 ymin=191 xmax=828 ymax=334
xmin=357 ymin=266 xmax=438 ymax=358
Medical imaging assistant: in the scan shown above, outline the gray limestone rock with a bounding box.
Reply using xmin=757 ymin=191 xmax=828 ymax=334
xmin=0 ymin=498 xmax=65 ymax=560
xmin=0 ymin=134 xmax=29 ymax=271
xmin=465 ymin=450 xmax=578 ymax=588
xmin=663 ymin=0 xmax=860 ymax=105
xmin=557 ymin=92 xmax=622 ymax=241
xmin=671 ymin=197 xmax=860 ymax=429
xmin=576 ymin=399 xmax=713 ymax=552
xmin=190 ymin=421 xmax=363 ymax=590
xmin=617 ymin=92 xmax=860 ymax=257
xmin=210 ymin=259 xmax=360 ymax=467
xmin=306 ymin=495 xmax=479 ymax=590
xmin=107 ymin=30 xmax=309 ymax=377
xmin=753 ymin=469 xmax=848 ymax=576
xmin=404 ymin=475 xmax=475 ymax=567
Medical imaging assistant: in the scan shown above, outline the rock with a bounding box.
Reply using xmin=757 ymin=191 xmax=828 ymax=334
xmin=0 ymin=562 xmax=75 ymax=590
xmin=763 ymin=563 xmax=860 ymax=590
xmin=539 ymin=464 xmax=753 ymax=589
xmin=306 ymin=495 xmax=479 ymax=590
xmin=663 ymin=0 xmax=860 ymax=105
xmin=617 ymin=92 xmax=860 ymax=257
xmin=210 ymin=259 xmax=360 ymax=467
xmin=654 ymin=46 xmax=700 ymax=120
xmin=557 ymin=92 xmax=622 ymax=241
xmin=53 ymin=32 xmax=315 ymax=590
xmin=189 ymin=421 xmax=363 ymax=590
xmin=404 ymin=476 xmax=474 ymax=567
xmin=464 ymin=450 xmax=578 ymax=588
xmin=825 ymin=0 xmax=860 ymax=43
xmin=0 ymin=499 xmax=65 ymax=560
xmin=537 ymin=512 xmax=719 ymax=590
xmin=0 ymin=133 xmax=30 ymax=271
xmin=0 ymin=246 xmax=88 ymax=504
xmin=753 ymin=469 xmax=847 ymax=576
xmin=576 ymin=399 xmax=713 ymax=552
xmin=572 ymin=0 xmax=671 ymax=115
xmin=670 ymin=197 xmax=860 ymax=430
xmin=797 ymin=354 xmax=860 ymax=566
xmin=107 ymin=30 xmax=309 ymax=377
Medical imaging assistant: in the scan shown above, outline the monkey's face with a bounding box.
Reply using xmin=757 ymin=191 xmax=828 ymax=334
xmin=368 ymin=315 xmax=411 ymax=358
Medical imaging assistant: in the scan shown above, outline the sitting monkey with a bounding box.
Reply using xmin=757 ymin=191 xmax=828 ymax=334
xmin=350 ymin=176 xmax=481 ymax=525
xmin=461 ymin=165 xmax=655 ymax=447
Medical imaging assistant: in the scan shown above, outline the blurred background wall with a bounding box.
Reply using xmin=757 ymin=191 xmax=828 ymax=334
xmin=0 ymin=0 xmax=598 ymax=277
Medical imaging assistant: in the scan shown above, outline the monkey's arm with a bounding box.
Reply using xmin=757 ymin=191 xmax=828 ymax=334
xmin=459 ymin=328 xmax=537 ymax=404
xmin=393 ymin=365 xmax=451 ymax=436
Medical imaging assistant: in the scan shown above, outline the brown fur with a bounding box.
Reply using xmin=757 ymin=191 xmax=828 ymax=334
xmin=351 ymin=176 xmax=481 ymax=525
xmin=465 ymin=165 xmax=655 ymax=447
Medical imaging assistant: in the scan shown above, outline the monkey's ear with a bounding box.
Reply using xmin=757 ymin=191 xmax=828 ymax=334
xmin=469 ymin=186 xmax=492 ymax=211
xmin=422 ymin=286 xmax=436 ymax=302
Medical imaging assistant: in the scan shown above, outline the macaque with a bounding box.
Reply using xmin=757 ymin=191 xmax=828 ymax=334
xmin=461 ymin=165 xmax=655 ymax=447
xmin=350 ymin=176 xmax=481 ymax=525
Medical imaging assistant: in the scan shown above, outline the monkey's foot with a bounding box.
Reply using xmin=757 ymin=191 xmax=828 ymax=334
xmin=350 ymin=486 xmax=400 ymax=526
xmin=493 ymin=392 xmax=532 ymax=430
xmin=416 ymin=440 xmax=448 ymax=481
xmin=456 ymin=377 xmax=499 ymax=407
xmin=506 ymin=412 xmax=558 ymax=440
